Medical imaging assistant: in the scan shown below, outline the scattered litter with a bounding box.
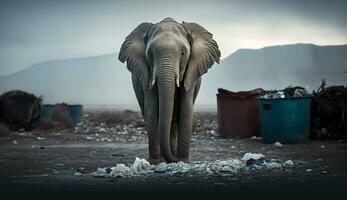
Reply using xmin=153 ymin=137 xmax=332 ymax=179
xmin=283 ymin=160 xmax=294 ymax=167
xmin=73 ymin=172 xmax=82 ymax=176
xmin=86 ymin=136 xmax=94 ymax=140
xmin=90 ymin=154 xmax=298 ymax=178
xmin=261 ymin=86 xmax=309 ymax=99
xmin=18 ymin=128 xmax=25 ymax=132
xmin=273 ymin=141 xmax=283 ymax=147
xmin=320 ymin=145 xmax=325 ymax=149
xmin=37 ymin=136 xmax=46 ymax=141
xmin=263 ymin=91 xmax=286 ymax=99
xmin=13 ymin=140 xmax=18 ymax=145
xmin=132 ymin=157 xmax=151 ymax=173
xmin=23 ymin=174 xmax=49 ymax=178
xmin=321 ymin=170 xmax=327 ymax=174
xmin=108 ymin=164 xmax=131 ymax=178
xmin=306 ymin=169 xmax=312 ymax=172
xmin=311 ymin=80 xmax=347 ymax=139
xmin=293 ymin=88 xmax=308 ymax=97
xmin=241 ymin=153 xmax=265 ymax=165
xmin=250 ymin=136 xmax=262 ymax=140
xmin=99 ymin=137 xmax=112 ymax=142
xmin=264 ymin=161 xmax=282 ymax=169
xmin=98 ymin=127 xmax=107 ymax=133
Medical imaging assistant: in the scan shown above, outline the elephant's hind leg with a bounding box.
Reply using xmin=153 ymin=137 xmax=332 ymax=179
xmin=177 ymin=86 xmax=196 ymax=163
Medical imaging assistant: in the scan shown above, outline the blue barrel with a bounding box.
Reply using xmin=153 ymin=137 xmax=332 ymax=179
xmin=41 ymin=104 xmax=54 ymax=121
xmin=258 ymin=97 xmax=312 ymax=144
xmin=68 ymin=104 xmax=83 ymax=123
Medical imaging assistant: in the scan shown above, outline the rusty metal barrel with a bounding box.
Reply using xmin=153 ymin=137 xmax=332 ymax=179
xmin=217 ymin=88 xmax=264 ymax=138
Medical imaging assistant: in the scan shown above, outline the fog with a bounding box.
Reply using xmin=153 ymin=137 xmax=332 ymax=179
xmin=0 ymin=0 xmax=347 ymax=106
xmin=1 ymin=0 xmax=347 ymax=75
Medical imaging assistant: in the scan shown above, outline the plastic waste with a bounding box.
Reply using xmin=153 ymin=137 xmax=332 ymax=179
xmin=273 ymin=141 xmax=283 ymax=147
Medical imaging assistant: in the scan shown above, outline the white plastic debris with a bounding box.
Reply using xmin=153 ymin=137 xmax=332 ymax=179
xmin=241 ymin=153 xmax=265 ymax=162
xmin=306 ymin=169 xmax=312 ymax=172
xmin=13 ymin=140 xmax=18 ymax=145
xmin=278 ymin=91 xmax=286 ymax=98
xmin=219 ymin=166 xmax=236 ymax=173
xmin=90 ymin=155 xmax=298 ymax=178
xmin=73 ymin=172 xmax=82 ymax=176
xmin=109 ymin=164 xmax=131 ymax=177
xmin=273 ymin=141 xmax=283 ymax=147
xmin=283 ymin=160 xmax=294 ymax=167
xmin=98 ymin=128 xmax=107 ymax=133
xmin=265 ymin=162 xmax=282 ymax=169
xmin=37 ymin=136 xmax=46 ymax=141
xmin=86 ymin=136 xmax=94 ymax=140
xmin=132 ymin=157 xmax=151 ymax=173
xmin=293 ymin=88 xmax=308 ymax=97
xmin=321 ymin=128 xmax=328 ymax=135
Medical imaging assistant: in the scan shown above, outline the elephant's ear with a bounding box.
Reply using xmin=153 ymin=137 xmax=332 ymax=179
xmin=182 ymin=22 xmax=221 ymax=91
xmin=118 ymin=22 xmax=153 ymax=87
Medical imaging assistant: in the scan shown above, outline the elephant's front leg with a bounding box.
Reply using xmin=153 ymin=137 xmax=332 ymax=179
xmin=144 ymin=90 xmax=162 ymax=164
xmin=170 ymin=91 xmax=180 ymax=156
xmin=177 ymin=87 xmax=195 ymax=163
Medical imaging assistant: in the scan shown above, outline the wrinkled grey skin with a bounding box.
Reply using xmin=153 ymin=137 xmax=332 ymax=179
xmin=118 ymin=18 xmax=220 ymax=163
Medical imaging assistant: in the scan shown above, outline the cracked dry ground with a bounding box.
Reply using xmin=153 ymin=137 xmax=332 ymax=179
xmin=0 ymin=111 xmax=347 ymax=200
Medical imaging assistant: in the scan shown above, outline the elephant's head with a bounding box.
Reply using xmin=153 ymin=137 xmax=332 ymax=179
xmin=119 ymin=17 xmax=220 ymax=162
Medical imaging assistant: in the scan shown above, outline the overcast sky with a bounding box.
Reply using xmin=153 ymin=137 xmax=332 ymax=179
xmin=0 ymin=0 xmax=346 ymax=75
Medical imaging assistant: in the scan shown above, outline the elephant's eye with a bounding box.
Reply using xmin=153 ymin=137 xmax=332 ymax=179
xmin=181 ymin=52 xmax=185 ymax=56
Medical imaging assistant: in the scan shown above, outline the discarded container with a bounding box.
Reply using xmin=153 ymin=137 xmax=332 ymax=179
xmin=41 ymin=104 xmax=54 ymax=121
xmin=217 ymin=88 xmax=264 ymax=138
xmin=258 ymin=97 xmax=312 ymax=144
xmin=68 ymin=104 xmax=83 ymax=123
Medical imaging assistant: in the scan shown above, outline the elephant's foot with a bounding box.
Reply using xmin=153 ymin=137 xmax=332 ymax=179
xmin=148 ymin=157 xmax=166 ymax=165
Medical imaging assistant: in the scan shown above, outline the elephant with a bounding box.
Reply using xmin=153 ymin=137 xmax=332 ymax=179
xmin=118 ymin=17 xmax=220 ymax=163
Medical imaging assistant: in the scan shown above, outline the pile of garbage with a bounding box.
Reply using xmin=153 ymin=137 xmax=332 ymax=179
xmin=311 ymin=80 xmax=347 ymax=139
xmin=90 ymin=153 xmax=295 ymax=178
xmin=218 ymin=88 xmax=266 ymax=98
xmin=262 ymin=86 xmax=309 ymax=99
xmin=0 ymin=90 xmax=42 ymax=131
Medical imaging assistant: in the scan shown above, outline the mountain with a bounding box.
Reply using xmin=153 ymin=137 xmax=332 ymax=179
xmin=1 ymin=43 xmax=347 ymax=106
xmin=0 ymin=54 xmax=135 ymax=105
xmin=199 ymin=43 xmax=347 ymax=103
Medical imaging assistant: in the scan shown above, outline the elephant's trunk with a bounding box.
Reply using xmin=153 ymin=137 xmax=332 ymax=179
xmin=157 ymin=55 xmax=179 ymax=163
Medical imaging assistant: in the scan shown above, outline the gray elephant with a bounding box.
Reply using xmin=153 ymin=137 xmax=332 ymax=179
xmin=118 ymin=18 xmax=220 ymax=163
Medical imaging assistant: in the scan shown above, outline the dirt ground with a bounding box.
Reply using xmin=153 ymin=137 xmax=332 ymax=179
xmin=0 ymin=111 xmax=347 ymax=200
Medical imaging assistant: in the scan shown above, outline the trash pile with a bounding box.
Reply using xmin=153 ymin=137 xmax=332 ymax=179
xmin=90 ymin=153 xmax=295 ymax=178
xmin=0 ymin=90 xmax=42 ymax=131
xmin=218 ymin=88 xmax=266 ymax=97
xmin=311 ymin=79 xmax=347 ymax=139
xmin=262 ymin=86 xmax=309 ymax=99
xmin=74 ymin=116 xmax=147 ymax=142
xmin=193 ymin=113 xmax=218 ymax=136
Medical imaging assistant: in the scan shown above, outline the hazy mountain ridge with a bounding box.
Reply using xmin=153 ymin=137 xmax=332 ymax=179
xmin=1 ymin=43 xmax=347 ymax=105
xmin=199 ymin=43 xmax=347 ymax=102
